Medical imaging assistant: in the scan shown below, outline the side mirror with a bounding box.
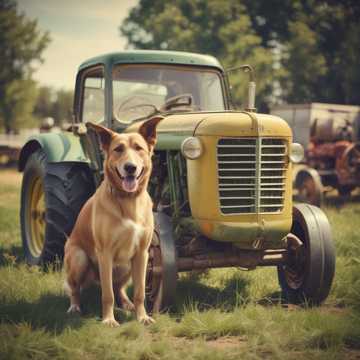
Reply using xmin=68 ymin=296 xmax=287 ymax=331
xmin=226 ymin=64 xmax=256 ymax=112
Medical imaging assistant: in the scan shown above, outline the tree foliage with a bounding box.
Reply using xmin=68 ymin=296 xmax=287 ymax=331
xmin=121 ymin=0 xmax=276 ymax=111
xmin=120 ymin=0 xmax=360 ymax=107
xmin=0 ymin=0 xmax=50 ymax=133
xmin=33 ymin=87 xmax=73 ymax=125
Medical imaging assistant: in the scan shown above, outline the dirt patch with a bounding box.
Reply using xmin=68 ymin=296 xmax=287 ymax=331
xmin=206 ymin=336 xmax=247 ymax=350
xmin=344 ymin=349 xmax=360 ymax=359
xmin=0 ymin=169 xmax=22 ymax=187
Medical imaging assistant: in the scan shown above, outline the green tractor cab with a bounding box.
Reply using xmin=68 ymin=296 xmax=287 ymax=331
xmin=19 ymin=50 xmax=335 ymax=311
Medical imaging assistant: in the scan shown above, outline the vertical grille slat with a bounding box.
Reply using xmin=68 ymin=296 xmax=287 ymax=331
xmin=217 ymin=138 xmax=287 ymax=215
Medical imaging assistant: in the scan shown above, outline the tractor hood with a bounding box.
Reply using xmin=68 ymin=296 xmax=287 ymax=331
xmin=125 ymin=111 xmax=292 ymax=150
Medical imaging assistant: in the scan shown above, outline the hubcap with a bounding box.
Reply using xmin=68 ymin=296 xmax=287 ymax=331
xmin=28 ymin=176 xmax=46 ymax=257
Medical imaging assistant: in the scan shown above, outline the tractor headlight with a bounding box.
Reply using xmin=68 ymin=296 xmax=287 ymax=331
xmin=181 ymin=137 xmax=203 ymax=159
xmin=290 ymin=143 xmax=304 ymax=163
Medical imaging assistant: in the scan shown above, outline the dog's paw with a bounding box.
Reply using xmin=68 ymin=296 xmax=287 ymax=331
xmin=67 ymin=304 xmax=81 ymax=314
xmin=138 ymin=314 xmax=155 ymax=325
xmin=102 ymin=318 xmax=120 ymax=327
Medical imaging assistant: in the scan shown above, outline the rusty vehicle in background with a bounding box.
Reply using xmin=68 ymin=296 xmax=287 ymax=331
xmin=271 ymin=103 xmax=360 ymax=206
xmin=0 ymin=118 xmax=56 ymax=166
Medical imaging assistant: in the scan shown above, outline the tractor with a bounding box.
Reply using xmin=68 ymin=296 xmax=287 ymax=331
xmin=271 ymin=103 xmax=360 ymax=206
xmin=19 ymin=50 xmax=335 ymax=312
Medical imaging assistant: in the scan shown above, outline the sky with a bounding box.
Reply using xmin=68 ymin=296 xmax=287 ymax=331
xmin=17 ymin=0 xmax=138 ymax=90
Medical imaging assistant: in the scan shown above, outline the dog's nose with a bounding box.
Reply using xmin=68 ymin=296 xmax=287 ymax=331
xmin=124 ymin=162 xmax=137 ymax=175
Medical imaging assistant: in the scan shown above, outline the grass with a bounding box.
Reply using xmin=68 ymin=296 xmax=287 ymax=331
xmin=1 ymin=169 xmax=360 ymax=359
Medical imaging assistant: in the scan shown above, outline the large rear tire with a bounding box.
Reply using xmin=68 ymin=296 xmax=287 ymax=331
xmin=278 ymin=203 xmax=335 ymax=305
xmin=20 ymin=149 xmax=94 ymax=265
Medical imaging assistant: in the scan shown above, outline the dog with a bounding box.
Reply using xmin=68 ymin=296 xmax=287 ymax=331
xmin=64 ymin=116 xmax=163 ymax=327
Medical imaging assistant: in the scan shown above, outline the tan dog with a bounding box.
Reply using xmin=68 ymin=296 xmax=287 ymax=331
xmin=64 ymin=116 xmax=162 ymax=327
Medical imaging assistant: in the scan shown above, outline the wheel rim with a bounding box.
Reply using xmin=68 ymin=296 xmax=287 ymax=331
xmin=27 ymin=175 xmax=46 ymax=257
xmin=283 ymin=244 xmax=306 ymax=289
xmin=282 ymin=225 xmax=308 ymax=290
xmin=146 ymin=234 xmax=164 ymax=313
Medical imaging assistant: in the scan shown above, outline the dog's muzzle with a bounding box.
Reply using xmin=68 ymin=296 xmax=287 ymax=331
xmin=116 ymin=164 xmax=144 ymax=193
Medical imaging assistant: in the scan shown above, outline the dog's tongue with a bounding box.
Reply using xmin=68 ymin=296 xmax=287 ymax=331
xmin=122 ymin=176 xmax=138 ymax=192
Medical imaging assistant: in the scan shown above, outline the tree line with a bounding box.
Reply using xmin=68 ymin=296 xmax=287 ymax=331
xmin=120 ymin=0 xmax=360 ymax=111
xmin=1 ymin=0 xmax=359 ymax=133
xmin=0 ymin=0 xmax=72 ymax=134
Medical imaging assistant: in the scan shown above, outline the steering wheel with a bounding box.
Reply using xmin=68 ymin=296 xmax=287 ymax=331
xmin=115 ymin=95 xmax=154 ymax=119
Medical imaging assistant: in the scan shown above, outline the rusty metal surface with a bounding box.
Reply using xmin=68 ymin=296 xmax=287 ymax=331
xmin=177 ymin=248 xmax=287 ymax=271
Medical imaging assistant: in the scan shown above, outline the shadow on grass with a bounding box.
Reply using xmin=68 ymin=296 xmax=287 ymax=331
xmin=256 ymin=290 xmax=283 ymax=306
xmin=0 ymin=293 xmax=84 ymax=332
xmin=0 ymin=285 xmax=134 ymax=334
xmin=172 ymin=273 xmax=251 ymax=313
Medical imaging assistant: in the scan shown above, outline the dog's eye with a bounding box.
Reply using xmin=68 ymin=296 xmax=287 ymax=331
xmin=114 ymin=144 xmax=124 ymax=153
xmin=134 ymin=144 xmax=143 ymax=151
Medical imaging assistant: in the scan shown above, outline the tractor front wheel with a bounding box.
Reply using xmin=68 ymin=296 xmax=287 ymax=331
xmin=278 ymin=203 xmax=335 ymax=305
xmin=146 ymin=212 xmax=177 ymax=313
xmin=20 ymin=149 xmax=94 ymax=265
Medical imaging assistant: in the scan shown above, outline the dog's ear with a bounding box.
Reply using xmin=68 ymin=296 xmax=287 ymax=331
xmin=86 ymin=122 xmax=114 ymax=152
xmin=138 ymin=116 xmax=163 ymax=151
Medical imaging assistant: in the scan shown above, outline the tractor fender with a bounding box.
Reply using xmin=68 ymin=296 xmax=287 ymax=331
xmin=295 ymin=167 xmax=323 ymax=191
xmin=294 ymin=167 xmax=324 ymax=207
xmin=18 ymin=132 xmax=90 ymax=171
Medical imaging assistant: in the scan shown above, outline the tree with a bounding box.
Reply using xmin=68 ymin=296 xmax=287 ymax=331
xmin=120 ymin=0 xmax=276 ymax=111
xmin=279 ymin=21 xmax=326 ymax=103
xmin=33 ymin=87 xmax=74 ymax=126
xmin=51 ymin=89 xmax=73 ymax=125
xmin=0 ymin=0 xmax=50 ymax=133
xmin=33 ymin=86 xmax=53 ymax=121
xmin=243 ymin=0 xmax=360 ymax=105
xmin=121 ymin=0 xmax=360 ymax=107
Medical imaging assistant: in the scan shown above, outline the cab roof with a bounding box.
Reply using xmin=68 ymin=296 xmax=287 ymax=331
xmin=78 ymin=50 xmax=224 ymax=72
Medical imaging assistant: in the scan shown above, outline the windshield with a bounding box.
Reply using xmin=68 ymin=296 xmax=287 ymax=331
xmin=112 ymin=64 xmax=225 ymax=123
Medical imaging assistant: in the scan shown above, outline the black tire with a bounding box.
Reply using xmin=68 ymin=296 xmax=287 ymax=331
xmin=146 ymin=212 xmax=177 ymax=313
xmin=20 ymin=149 xmax=95 ymax=265
xmin=278 ymin=203 xmax=335 ymax=305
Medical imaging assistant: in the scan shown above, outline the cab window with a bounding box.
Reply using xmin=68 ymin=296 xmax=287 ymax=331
xmin=81 ymin=68 xmax=105 ymax=124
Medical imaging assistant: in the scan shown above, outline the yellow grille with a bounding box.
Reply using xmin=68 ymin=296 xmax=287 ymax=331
xmin=217 ymin=138 xmax=287 ymax=214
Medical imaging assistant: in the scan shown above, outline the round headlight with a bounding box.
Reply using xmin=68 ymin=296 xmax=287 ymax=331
xmin=181 ymin=137 xmax=203 ymax=159
xmin=290 ymin=143 xmax=304 ymax=163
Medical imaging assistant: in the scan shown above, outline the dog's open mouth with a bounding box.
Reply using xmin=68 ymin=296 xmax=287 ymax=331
xmin=116 ymin=167 xmax=144 ymax=193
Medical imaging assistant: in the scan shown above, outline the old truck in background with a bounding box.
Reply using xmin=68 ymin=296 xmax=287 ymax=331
xmin=18 ymin=50 xmax=335 ymax=312
xmin=271 ymin=103 xmax=360 ymax=206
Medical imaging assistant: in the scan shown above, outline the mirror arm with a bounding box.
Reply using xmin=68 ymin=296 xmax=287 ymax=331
xmin=226 ymin=64 xmax=256 ymax=112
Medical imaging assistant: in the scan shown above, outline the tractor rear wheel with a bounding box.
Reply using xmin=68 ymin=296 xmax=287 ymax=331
xmin=20 ymin=149 xmax=94 ymax=265
xmin=278 ymin=203 xmax=335 ymax=305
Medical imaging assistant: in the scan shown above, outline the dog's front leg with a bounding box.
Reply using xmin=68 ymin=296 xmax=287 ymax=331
xmin=131 ymin=250 xmax=155 ymax=325
xmin=97 ymin=251 xmax=119 ymax=327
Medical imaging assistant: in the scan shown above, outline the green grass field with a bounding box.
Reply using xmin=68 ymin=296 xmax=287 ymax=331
xmin=1 ymin=169 xmax=360 ymax=359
